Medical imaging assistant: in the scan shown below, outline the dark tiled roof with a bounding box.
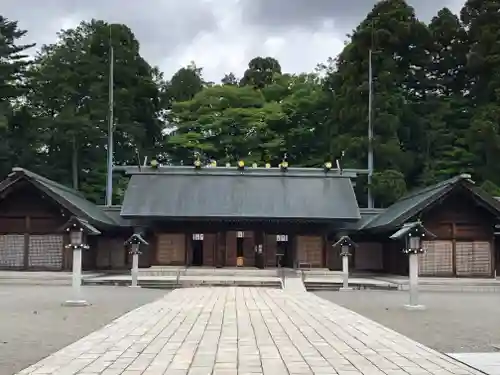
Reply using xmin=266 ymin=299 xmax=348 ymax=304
xmin=61 ymin=216 xmax=102 ymax=235
xmin=120 ymin=166 xmax=360 ymax=221
xmin=3 ymin=168 xmax=121 ymax=228
xmin=99 ymin=205 xmax=132 ymax=227
xmin=361 ymin=174 xmax=500 ymax=231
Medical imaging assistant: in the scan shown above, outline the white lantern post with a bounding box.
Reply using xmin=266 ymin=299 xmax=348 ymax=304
xmin=125 ymin=233 xmax=149 ymax=288
xmin=62 ymin=219 xmax=96 ymax=307
xmin=333 ymin=236 xmax=357 ymax=292
xmin=390 ymin=221 xmax=435 ymax=311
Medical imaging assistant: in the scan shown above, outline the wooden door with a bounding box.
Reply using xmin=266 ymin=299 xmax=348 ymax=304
xmin=296 ymin=236 xmax=322 ymax=268
xmin=156 ymin=234 xmax=186 ymax=265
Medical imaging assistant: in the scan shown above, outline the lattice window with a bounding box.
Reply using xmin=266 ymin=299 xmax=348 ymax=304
xmin=28 ymin=235 xmax=63 ymax=269
xmin=419 ymin=240 xmax=453 ymax=276
xmin=0 ymin=235 xmax=24 ymax=268
xmin=456 ymin=241 xmax=491 ymax=276
xmin=472 ymin=242 xmax=491 ymax=275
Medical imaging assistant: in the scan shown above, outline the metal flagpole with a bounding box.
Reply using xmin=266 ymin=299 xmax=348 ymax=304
xmin=105 ymin=27 xmax=114 ymax=206
xmin=367 ymin=48 xmax=374 ymax=208
xmin=367 ymin=20 xmax=375 ymax=209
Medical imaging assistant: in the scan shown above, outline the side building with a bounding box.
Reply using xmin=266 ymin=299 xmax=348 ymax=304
xmin=0 ymin=168 xmax=131 ymax=270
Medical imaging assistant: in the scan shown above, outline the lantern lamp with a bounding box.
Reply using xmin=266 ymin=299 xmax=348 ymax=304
xmin=150 ymin=159 xmax=159 ymax=169
xmin=332 ymin=235 xmax=357 ymax=290
xmin=265 ymin=163 xmax=271 ymax=169
xmin=59 ymin=216 xmax=101 ymax=307
xmin=210 ymin=160 xmax=217 ymax=167
xmin=324 ymin=161 xmax=332 ymax=171
xmin=70 ymin=227 xmax=83 ymax=247
xmin=125 ymin=233 xmax=149 ymax=288
xmin=252 ymin=162 xmax=258 ymax=168
xmin=225 ymin=162 xmax=231 ymax=168
xmin=390 ymin=221 xmax=436 ymax=310
xmin=237 ymin=160 xmax=245 ymax=170
xmin=280 ymin=160 xmax=288 ymax=171
xmin=194 ymin=159 xmax=201 ymax=169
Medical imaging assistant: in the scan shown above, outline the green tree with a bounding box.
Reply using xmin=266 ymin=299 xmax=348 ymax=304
xmin=325 ymin=0 xmax=431 ymax=205
xmin=419 ymin=7 xmax=473 ymax=184
xmin=221 ymin=72 xmax=238 ymax=85
xmin=0 ymin=16 xmax=36 ymax=176
xmin=371 ymin=169 xmax=407 ymax=208
xmin=461 ymin=0 xmax=500 ymax=185
xmin=164 ymin=62 xmax=204 ymax=106
xmin=167 ymin=84 xmax=283 ymax=165
xmin=29 ymin=20 xmax=163 ymax=203
xmin=240 ymin=57 xmax=282 ymax=88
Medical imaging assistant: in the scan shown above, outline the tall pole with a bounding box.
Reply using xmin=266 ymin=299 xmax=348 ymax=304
xmin=105 ymin=29 xmax=114 ymax=206
xmin=367 ymin=49 xmax=374 ymax=208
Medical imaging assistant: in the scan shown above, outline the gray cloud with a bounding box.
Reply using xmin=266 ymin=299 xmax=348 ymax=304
xmin=240 ymin=0 xmax=465 ymax=31
xmin=3 ymin=0 xmax=466 ymax=81
xmin=2 ymin=0 xmax=218 ymax=67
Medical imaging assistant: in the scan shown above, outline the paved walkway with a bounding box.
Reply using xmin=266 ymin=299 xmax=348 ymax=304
xmin=449 ymin=353 xmax=500 ymax=374
xmin=17 ymin=288 xmax=482 ymax=375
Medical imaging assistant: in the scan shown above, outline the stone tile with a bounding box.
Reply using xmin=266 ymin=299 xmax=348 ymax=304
xmin=15 ymin=287 xmax=487 ymax=375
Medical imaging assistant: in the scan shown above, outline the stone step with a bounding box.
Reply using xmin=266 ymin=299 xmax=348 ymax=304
xmin=140 ymin=267 xmax=279 ymax=278
xmin=304 ymin=281 xmax=398 ymax=291
xmin=83 ymin=278 xmax=282 ymax=289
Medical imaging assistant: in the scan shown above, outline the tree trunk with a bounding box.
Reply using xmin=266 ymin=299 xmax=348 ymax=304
xmin=72 ymin=135 xmax=78 ymax=190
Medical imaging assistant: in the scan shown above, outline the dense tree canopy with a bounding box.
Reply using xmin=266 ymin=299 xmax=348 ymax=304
xmin=1 ymin=0 xmax=500 ymax=207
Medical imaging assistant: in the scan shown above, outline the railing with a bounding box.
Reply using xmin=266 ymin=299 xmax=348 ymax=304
xmin=276 ymin=264 xmax=285 ymax=288
xmin=297 ymin=262 xmax=312 ymax=283
xmin=175 ymin=267 xmax=185 ymax=287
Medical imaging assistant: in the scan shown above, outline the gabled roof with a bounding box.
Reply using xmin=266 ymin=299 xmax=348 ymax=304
xmin=361 ymin=174 xmax=500 ymax=231
xmin=0 ymin=168 xmax=123 ymax=229
xmin=120 ymin=166 xmax=361 ymax=221
xmin=389 ymin=221 xmax=436 ymax=240
xmin=60 ymin=216 xmax=102 ymax=235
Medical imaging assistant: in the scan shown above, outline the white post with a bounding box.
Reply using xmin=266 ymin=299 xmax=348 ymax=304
xmin=130 ymin=244 xmax=140 ymax=288
xmin=64 ymin=247 xmax=89 ymax=306
xmin=339 ymin=246 xmax=352 ymax=291
xmin=405 ymin=252 xmax=425 ymax=310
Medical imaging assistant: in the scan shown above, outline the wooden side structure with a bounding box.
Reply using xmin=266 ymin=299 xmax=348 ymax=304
xmin=0 ymin=168 xmax=130 ymax=271
xmin=361 ymin=175 xmax=500 ymax=277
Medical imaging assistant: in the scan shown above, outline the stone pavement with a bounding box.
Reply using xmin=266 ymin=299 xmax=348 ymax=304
xmin=16 ymin=287 xmax=482 ymax=375
xmin=448 ymin=353 xmax=500 ymax=374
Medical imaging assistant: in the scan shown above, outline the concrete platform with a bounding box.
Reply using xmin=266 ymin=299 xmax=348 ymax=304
xmin=377 ymin=275 xmax=500 ymax=292
xmin=448 ymin=352 xmax=500 ymax=374
xmin=16 ymin=288 xmax=484 ymax=375
xmin=83 ymin=274 xmax=282 ymax=289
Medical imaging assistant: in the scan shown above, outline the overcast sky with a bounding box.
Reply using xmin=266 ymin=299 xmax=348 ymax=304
xmin=4 ymin=0 xmax=464 ymax=82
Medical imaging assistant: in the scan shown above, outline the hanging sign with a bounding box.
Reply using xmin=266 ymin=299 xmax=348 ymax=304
xmin=237 ymin=231 xmax=244 ymax=238
xmin=192 ymin=233 xmax=204 ymax=241
xmin=276 ymin=234 xmax=288 ymax=242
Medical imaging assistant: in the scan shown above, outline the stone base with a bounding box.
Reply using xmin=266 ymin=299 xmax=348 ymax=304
xmin=128 ymin=285 xmax=141 ymax=288
xmin=404 ymin=304 xmax=426 ymax=311
xmin=63 ymin=300 xmax=90 ymax=307
xmin=339 ymin=287 xmax=354 ymax=292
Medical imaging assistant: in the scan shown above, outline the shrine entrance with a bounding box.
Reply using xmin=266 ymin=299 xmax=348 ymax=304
xmin=191 ymin=233 xmax=204 ymax=266
xmin=276 ymin=234 xmax=293 ymax=268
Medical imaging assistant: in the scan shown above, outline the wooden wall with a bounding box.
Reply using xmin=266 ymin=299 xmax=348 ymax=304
xmin=150 ymin=221 xmax=331 ymax=268
xmin=381 ymin=189 xmax=497 ymax=276
xmin=0 ymin=183 xmax=71 ymax=270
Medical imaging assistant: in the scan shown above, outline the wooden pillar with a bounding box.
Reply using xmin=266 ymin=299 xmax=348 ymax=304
xmin=23 ymin=215 xmax=31 ymax=270
xmin=322 ymin=234 xmax=328 ymax=268
xmin=452 ymin=222 xmax=457 ymax=277
xmin=216 ymin=231 xmax=226 ymax=268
